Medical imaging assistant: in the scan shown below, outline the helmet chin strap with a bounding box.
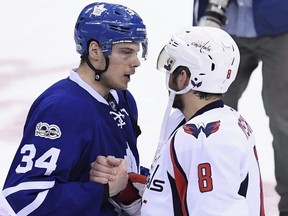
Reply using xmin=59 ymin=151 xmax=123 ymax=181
xmin=165 ymin=72 xmax=193 ymax=95
xmin=150 ymin=73 xmax=192 ymax=171
xmin=82 ymin=55 xmax=110 ymax=81
xmin=150 ymin=90 xmax=176 ymax=172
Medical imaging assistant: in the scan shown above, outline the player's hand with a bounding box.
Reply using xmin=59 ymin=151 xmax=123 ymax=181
xmin=90 ymin=155 xmax=128 ymax=197
xmin=108 ymin=159 xmax=128 ymax=197
xmin=90 ymin=155 xmax=121 ymax=183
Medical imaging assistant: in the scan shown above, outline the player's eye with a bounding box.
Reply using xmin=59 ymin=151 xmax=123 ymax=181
xmin=119 ymin=48 xmax=136 ymax=59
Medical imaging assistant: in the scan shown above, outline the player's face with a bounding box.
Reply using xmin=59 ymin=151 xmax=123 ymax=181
xmin=100 ymin=42 xmax=141 ymax=90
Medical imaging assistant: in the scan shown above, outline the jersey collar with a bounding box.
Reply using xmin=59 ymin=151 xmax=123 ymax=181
xmin=191 ymin=100 xmax=224 ymax=120
xmin=69 ymin=69 xmax=119 ymax=105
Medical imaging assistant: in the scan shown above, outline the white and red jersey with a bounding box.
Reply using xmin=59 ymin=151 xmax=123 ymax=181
xmin=141 ymin=100 xmax=265 ymax=216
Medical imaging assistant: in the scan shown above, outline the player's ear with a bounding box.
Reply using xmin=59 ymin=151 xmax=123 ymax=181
xmin=88 ymin=41 xmax=102 ymax=59
xmin=178 ymin=68 xmax=190 ymax=89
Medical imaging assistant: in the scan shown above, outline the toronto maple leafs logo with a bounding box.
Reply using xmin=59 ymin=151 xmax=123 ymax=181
xmin=124 ymin=142 xmax=138 ymax=173
xmin=91 ymin=4 xmax=107 ymax=16
xmin=110 ymin=108 xmax=129 ymax=129
xmin=183 ymin=120 xmax=220 ymax=138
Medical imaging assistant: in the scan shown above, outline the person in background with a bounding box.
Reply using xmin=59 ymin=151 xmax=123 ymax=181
xmin=193 ymin=1 xmax=288 ymax=215
xmin=1 ymin=2 xmax=148 ymax=215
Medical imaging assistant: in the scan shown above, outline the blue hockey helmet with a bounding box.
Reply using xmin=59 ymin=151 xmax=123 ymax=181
xmin=74 ymin=2 xmax=148 ymax=58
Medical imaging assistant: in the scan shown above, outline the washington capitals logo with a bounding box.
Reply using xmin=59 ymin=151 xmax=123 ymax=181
xmin=191 ymin=80 xmax=202 ymax=88
xmin=183 ymin=120 xmax=220 ymax=138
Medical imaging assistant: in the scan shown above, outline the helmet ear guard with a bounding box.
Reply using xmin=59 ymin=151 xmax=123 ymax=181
xmin=157 ymin=26 xmax=240 ymax=94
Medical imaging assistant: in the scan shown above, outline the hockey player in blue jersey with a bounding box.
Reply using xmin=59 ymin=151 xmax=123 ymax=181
xmin=0 ymin=2 xmax=148 ymax=215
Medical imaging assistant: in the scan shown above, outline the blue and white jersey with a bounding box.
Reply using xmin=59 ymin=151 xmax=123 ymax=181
xmin=1 ymin=70 xmax=140 ymax=216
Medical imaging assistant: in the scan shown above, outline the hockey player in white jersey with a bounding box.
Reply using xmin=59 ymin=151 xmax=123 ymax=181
xmin=141 ymin=26 xmax=265 ymax=216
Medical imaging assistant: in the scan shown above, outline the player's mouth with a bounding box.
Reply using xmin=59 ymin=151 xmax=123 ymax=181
xmin=124 ymin=74 xmax=131 ymax=82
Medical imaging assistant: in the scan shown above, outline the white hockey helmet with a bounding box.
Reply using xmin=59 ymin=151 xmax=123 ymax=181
xmin=157 ymin=26 xmax=240 ymax=94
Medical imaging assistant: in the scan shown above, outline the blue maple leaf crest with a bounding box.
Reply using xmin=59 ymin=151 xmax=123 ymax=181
xmin=183 ymin=120 xmax=220 ymax=138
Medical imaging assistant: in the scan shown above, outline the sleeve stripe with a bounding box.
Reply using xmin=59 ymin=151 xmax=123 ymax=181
xmin=170 ymin=135 xmax=189 ymax=216
xmin=17 ymin=190 xmax=49 ymax=216
xmin=2 ymin=181 xmax=55 ymax=197
xmin=2 ymin=182 xmax=54 ymax=215
xmin=0 ymin=192 xmax=16 ymax=216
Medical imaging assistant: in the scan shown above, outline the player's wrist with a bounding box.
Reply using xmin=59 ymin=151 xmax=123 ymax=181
xmin=114 ymin=177 xmax=140 ymax=205
xmin=114 ymin=173 xmax=147 ymax=205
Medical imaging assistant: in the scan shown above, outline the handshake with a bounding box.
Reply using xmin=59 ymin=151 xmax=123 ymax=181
xmin=90 ymin=156 xmax=147 ymax=215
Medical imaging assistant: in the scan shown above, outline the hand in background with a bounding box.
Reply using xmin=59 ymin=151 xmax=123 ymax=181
xmin=198 ymin=1 xmax=230 ymax=28
xmin=199 ymin=18 xmax=222 ymax=28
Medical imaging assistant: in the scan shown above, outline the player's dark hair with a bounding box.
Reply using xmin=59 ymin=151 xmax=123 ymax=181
xmin=193 ymin=91 xmax=223 ymax=100
xmin=80 ymin=54 xmax=87 ymax=65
